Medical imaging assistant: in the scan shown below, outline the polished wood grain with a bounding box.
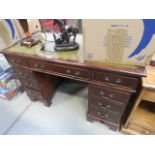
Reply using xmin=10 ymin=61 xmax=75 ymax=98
xmin=2 ymin=42 xmax=147 ymax=131
xmin=89 ymin=84 xmax=132 ymax=105
xmin=89 ymin=96 xmax=124 ymax=115
xmin=92 ymin=71 xmax=139 ymax=91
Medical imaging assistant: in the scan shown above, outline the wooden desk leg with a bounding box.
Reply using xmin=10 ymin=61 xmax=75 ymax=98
xmin=124 ymin=88 xmax=145 ymax=128
xmin=43 ymin=100 xmax=52 ymax=107
xmin=87 ymin=114 xmax=94 ymax=122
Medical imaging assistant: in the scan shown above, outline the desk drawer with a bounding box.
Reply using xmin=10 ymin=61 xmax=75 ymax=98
xmin=28 ymin=59 xmax=52 ymax=71
xmin=28 ymin=60 xmax=90 ymax=80
xmin=92 ymin=71 xmax=139 ymax=90
xmin=88 ymin=106 xmax=120 ymax=124
xmin=53 ymin=65 xmax=90 ymax=80
xmin=25 ymin=88 xmax=44 ymax=100
xmin=14 ymin=68 xmax=34 ymax=80
xmin=89 ymin=96 xmax=124 ymax=115
xmin=128 ymin=123 xmax=155 ymax=135
xmin=89 ymin=85 xmax=131 ymax=104
xmin=22 ymin=80 xmax=40 ymax=90
xmin=6 ymin=55 xmax=28 ymax=66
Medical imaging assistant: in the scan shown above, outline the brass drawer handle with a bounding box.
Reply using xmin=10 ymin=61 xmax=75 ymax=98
xmin=100 ymin=91 xmax=114 ymax=99
xmin=98 ymin=102 xmax=111 ymax=109
xmin=100 ymin=91 xmax=104 ymax=95
xmin=35 ymin=64 xmax=39 ymax=67
xmin=104 ymin=77 xmax=122 ymax=85
xmin=106 ymin=105 xmax=111 ymax=108
xmin=35 ymin=63 xmax=45 ymax=69
xmin=98 ymin=102 xmax=103 ymax=106
xmin=97 ymin=111 xmax=109 ymax=118
xmin=66 ymin=69 xmax=71 ymax=74
xmin=115 ymin=79 xmax=121 ymax=84
xmin=97 ymin=111 xmax=101 ymax=115
xmin=104 ymin=77 xmax=110 ymax=81
xmin=109 ymin=94 xmax=114 ymax=98
xmin=74 ymin=71 xmax=80 ymax=76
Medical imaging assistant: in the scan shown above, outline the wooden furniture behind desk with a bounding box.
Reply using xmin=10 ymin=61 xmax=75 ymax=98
xmin=122 ymin=66 xmax=155 ymax=134
xmin=2 ymin=40 xmax=146 ymax=131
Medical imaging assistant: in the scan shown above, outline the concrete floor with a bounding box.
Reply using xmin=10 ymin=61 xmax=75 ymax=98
xmin=0 ymin=79 xmax=122 ymax=135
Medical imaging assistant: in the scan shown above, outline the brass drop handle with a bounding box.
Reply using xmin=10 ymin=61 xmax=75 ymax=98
xmin=35 ymin=63 xmax=44 ymax=69
xmin=74 ymin=71 xmax=80 ymax=76
xmin=100 ymin=91 xmax=114 ymax=99
xmin=98 ymin=102 xmax=111 ymax=109
xmin=35 ymin=64 xmax=39 ymax=67
xmin=100 ymin=91 xmax=104 ymax=96
xmin=106 ymin=105 xmax=111 ymax=108
xmin=98 ymin=102 xmax=103 ymax=106
xmin=97 ymin=112 xmax=109 ymax=118
xmin=66 ymin=69 xmax=71 ymax=74
xmin=104 ymin=77 xmax=122 ymax=85
xmin=109 ymin=94 xmax=114 ymax=98
xmin=104 ymin=77 xmax=110 ymax=81
xmin=97 ymin=111 xmax=102 ymax=115
xmin=115 ymin=79 xmax=121 ymax=84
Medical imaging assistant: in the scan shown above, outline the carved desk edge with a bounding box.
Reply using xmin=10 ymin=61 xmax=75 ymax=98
xmin=2 ymin=49 xmax=147 ymax=78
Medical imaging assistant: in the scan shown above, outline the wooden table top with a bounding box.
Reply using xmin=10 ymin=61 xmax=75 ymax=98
xmin=143 ymin=66 xmax=155 ymax=89
xmin=3 ymin=35 xmax=146 ymax=77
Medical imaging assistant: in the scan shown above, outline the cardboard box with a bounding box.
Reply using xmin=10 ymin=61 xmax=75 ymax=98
xmin=0 ymin=19 xmax=20 ymax=51
xmin=83 ymin=19 xmax=155 ymax=66
xmin=14 ymin=19 xmax=41 ymax=38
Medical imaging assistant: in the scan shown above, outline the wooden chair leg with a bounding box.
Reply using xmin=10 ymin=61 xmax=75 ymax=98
xmin=124 ymin=88 xmax=145 ymax=128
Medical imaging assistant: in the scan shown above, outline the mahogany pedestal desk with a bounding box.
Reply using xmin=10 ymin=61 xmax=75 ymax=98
xmin=2 ymin=41 xmax=146 ymax=131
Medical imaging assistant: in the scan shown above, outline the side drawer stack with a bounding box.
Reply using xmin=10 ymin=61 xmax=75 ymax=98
xmin=87 ymin=71 xmax=139 ymax=131
xmin=13 ymin=67 xmax=46 ymax=102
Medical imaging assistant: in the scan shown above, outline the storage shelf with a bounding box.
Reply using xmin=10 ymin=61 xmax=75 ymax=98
xmin=125 ymin=106 xmax=155 ymax=134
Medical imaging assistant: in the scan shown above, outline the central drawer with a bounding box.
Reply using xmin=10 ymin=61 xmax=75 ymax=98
xmin=53 ymin=64 xmax=90 ymax=80
xmin=89 ymin=84 xmax=131 ymax=104
xmin=28 ymin=59 xmax=90 ymax=80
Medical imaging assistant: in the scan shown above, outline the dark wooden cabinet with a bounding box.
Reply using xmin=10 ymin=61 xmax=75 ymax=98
xmin=2 ymin=43 xmax=146 ymax=131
